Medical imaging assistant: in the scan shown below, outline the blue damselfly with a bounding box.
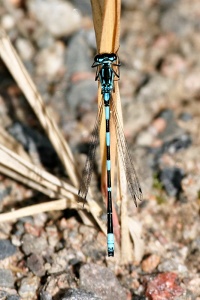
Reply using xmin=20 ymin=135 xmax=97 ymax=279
xmin=78 ymin=53 xmax=142 ymax=256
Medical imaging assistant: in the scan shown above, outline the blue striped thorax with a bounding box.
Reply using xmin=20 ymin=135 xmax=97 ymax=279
xmin=92 ymin=53 xmax=119 ymax=103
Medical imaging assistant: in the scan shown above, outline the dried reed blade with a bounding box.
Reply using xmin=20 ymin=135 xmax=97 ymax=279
xmin=128 ymin=218 xmax=145 ymax=263
xmin=0 ymin=198 xmax=86 ymax=223
xmin=0 ymin=144 xmax=79 ymax=201
xmin=91 ymin=0 xmax=134 ymax=262
xmin=0 ymin=145 xmax=107 ymax=234
xmin=0 ymin=28 xmax=105 ymax=233
xmin=0 ymin=27 xmax=78 ymax=186
xmin=90 ymin=0 xmax=121 ymax=197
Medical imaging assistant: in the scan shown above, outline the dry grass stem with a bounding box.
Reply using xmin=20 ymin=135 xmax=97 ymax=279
xmin=0 ymin=28 xmax=105 ymax=232
xmin=91 ymin=0 xmax=134 ymax=262
xmin=0 ymin=144 xmax=79 ymax=200
xmin=0 ymin=198 xmax=85 ymax=223
xmin=0 ymin=27 xmax=78 ymax=187
xmin=0 ymin=145 xmax=91 ymax=222
xmin=0 ymin=145 xmax=107 ymax=233
xmin=128 ymin=218 xmax=145 ymax=263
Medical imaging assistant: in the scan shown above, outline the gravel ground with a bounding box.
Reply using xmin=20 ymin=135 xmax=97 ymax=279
xmin=0 ymin=0 xmax=200 ymax=299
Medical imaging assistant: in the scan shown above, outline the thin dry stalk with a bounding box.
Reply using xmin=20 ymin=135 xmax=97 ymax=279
xmin=91 ymin=0 xmax=134 ymax=262
xmin=0 ymin=145 xmax=91 ymax=222
xmin=128 ymin=218 xmax=144 ymax=264
xmin=0 ymin=28 xmax=105 ymax=233
xmin=0 ymin=141 xmax=107 ymax=234
xmin=0 ymin=198 xmax=84 ymax=223
xmin=0 ymin=144 xmax=79 ymax=200
xmin=0 ymin=27 xmax=78 ymax=186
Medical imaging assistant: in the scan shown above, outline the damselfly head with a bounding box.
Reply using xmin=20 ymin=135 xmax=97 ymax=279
xmin=94 ymin=53 xmax=117 ymax=63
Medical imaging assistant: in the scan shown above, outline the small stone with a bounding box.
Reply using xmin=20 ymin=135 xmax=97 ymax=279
xmin=182 ymin=174 xmax=200 ymax=201
xmin=0 ymin=290 xmax=7 ymax=298
xmin=46 ymin=225 xmax=59 ymax=248
xmin=184 ymin=72 xmax=200 ymax=97
xmin=1 ymin=14 xmax=15 ymax=31
xmin=136 ymin=75 xmax=173 ymax=103
xmin=151 ymin=118 xmax=167 ymax=135
xmin=24 ymin=223 xmax=42 ymax=237
xmin=187 ymin=277 xmax=200 ymax=297
xmin=71 ymin=0 xmax=92 ymax=15
xmin=145 ymin=272 xmax=184 ymax=300
xmin=18 ymin=276 xmax=40 ymax=299
xmin=136 ymin=131 xmax=154 ymax=146
xmin=66 ymin=79 xmax=97 ymax=116
xmin=81 ymin=241 xmax=105 ymax=260
xmin=40 ymin=291 xmax=52 ymax=300
xmin=160 ymin=54 xmax=188 ymax=78
xmin=178 ymin=112 xmax=193 ymax=122
xmin=35 ymin=42 xmax=65 ymax=79
xmin=7 ymin=296 xmax=20 ymax=300
xmin=158 ymin=259 xmax=188 ymax=274
xmin=46 ymin=248 xmax=70 ymax=274
xmin=28 ymin=0 xmax=81 ymax=38
xmin=142 ymin=254 xmax=160 ymax=273
xmin=61 ymin=288 xmax=101 ymax=300
xmin=27 ymin=253 xmax=45 ymax=277
xmin=33 ymin=213 xmax=48 ymax=228
xmin=158 ymin=167 xmax=185 ymax=197
xmin=0 ymin=240 xmax=16 ymax=260
xmin=11 ymin=235 xmax=21 ymax=247
xmin=15 ymin=38 xmax=35 ymax=61
xmin=21 ymin=234 xmax=48 ymax=256
xmin=80 ymin=264 xmax=127 ymax=300
xmin=0 ymin=269 xmax=14 ymax=288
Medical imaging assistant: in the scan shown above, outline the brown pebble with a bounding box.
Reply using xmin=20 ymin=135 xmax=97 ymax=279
xmin=27 ymin=253 xmax=45 ymax=277
xmin=151 ymin=117 xmax=167 ymax=135
xmin=142 ymin=254 xmax=160 ymax=272
xmin=151 ymin=138 xmax=163 ymax=148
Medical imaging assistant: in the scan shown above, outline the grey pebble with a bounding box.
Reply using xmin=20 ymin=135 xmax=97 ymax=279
xmin=121 ymin=0 xmax=138 ymax=9
xmin=179 ymin=112 xmax=193 ymax=122
xmin=71 ymin=0 xmax=92 ymax=16
xmin=158 ymin=258 xmax=188 ymax=274
xmin=174 ymin=290 xmax=196 ymax=300
xmin=0 ymin=187 xmax=11 ymax=204
xmin=0 ymin=240 xmax=16 ymax=260
xmin=15 ymin=38 xmax=35 ymax=61
xmin=7 ymin=296 xmax=20 ymax=300
xmin=65 ymin=32 xmax=92 ymax=78
xmin=22 ymin=233 xmax=48 ymax=256
xmin=0 ymin=290 xmax=7 ymax=298
xmin=67 ymin=79 xmax=97 ymax=115
xmin=0 ymin=269 xmax=14 ymax=288
xmin=191 ymin=237 xmax=200 ymax=252
xmin=158 ymin=167 xmax=185 ymax=197
xmin=40 ymin=291 xmax=52 ymax=300
xmin=80 ymin=264 xmax=127 ymax=300
xmin=160 ymin=4 xmax=196 ymax=36
xmin=61 ymin=288 xmax=101 ymax=300
xmin=65 ymin=31 xmax=97 ymax=114
xmin=27 ymin=0 xmax=81 ymax=38
xmin=136 ymin=75 xmax=173 ymax=103
xmin=27 ymin=253 xmax=45 ymax=277
xmin=18 ymin=276 xmax=40 ymax=299
xmin=35 ymin=41 xmax=65 ymax=79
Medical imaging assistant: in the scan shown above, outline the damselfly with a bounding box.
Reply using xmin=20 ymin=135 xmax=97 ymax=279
xmin=78 ymin=53 xmax=142 ymax=256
